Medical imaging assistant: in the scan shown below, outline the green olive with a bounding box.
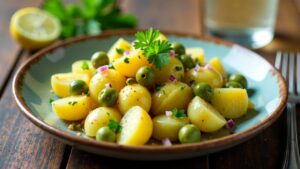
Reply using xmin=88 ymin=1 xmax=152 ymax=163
xmin=171 ymin=42 xmax=185 ymax=56
xmin=98 ymin=88 xmax=117 ymax=106
xmin=229 ymin=74 xmax=247 ymax=88
xmin=178 ymin=124 xmax=201 ymax=144
xmin=193 ymin=82 xmax=213 ymax=102
xmin=91 ymin=51 xmax=109 ymax=69
xmin=179 ymin=54 xmax=195 ymax=69
xmin=69 ymin=80 xmax=89 ymax=95
xmin=96 ymin=126 xmax=116 ymax=142
xmin=225 ymin=81 xmax=243 ymax=88
xmin=126 ymin=78 xmax=135 ymax=85
xmin=136 ymin=66 xmax=155 ymax=86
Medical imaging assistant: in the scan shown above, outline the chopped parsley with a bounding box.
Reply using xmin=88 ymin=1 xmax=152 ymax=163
xmin=116 ymin=48 xmax=124 ymax=55
xmin=81 ymin=61 xmax=89 ymax=70
xmin=172 ymin=108 xmax=186 ymax=119
xmin=68 ymin=101 xmax=78 ymax=106
xmin=124 ymin=57 xmax=130 ymax=64
xmin=134 ymin=28 xmax=172 ymax=69
xmin=155 ymin=84 xmax=165 ymax=92
xmin=175 ymin=66 xmax=182 ymax=71
xmin=108 ymin=119 xmax=122 ymax=133
xmin=49 ymin=98 xmax=54 ymax=104
xmin=108 ymin=64 xmax=115 ymax=69
xmin=180 ymin=86 xmax=186 ymax=90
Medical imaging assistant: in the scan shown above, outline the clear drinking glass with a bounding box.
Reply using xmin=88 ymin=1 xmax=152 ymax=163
xmin=204 ymin=0 xmax=279 ymax=49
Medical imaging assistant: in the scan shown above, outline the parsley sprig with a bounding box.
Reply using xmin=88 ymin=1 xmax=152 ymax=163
xmin=172 ymin=108 xmax=186 ymax=119
xmin=108 ymin=119 xmax=121 ymax=133
xmin=134 ymin=28 xmax=172 ymax=69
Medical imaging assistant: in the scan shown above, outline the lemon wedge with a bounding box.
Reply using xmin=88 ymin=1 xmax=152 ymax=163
xmin=10 ymin=7 xmax=61 ymax=49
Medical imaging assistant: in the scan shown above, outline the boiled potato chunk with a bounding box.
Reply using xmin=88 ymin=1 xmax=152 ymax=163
xmin=89 ymin=69 xmax=126 ymax=102
xmin=72 ymin=60 xmax=95 ymax=78
xmin=84 ymin=107 xmax=122 ymax=137
xmin=113 ymin=50 xmax=150 ymax=77
xmin=153 ymin=57 xmax=184 ymax=84
xmin=151 ymin=82 xmax=193 ymax=115
xmin=185 ymin=68 xmax=223 ymax=88
xmin=152 ymin=115 xmax=189 ymax=141
xmin=51 ymin=73 xmax=90 ymax=97
xmin=208 ymin=57 xmax=227 ymax=78
xmin=188 ymin=96 xmax=226 ymax=132
xmin=117 ymin=84 xmax=151 ymax=115
xmin=117 ymin=106 xmax=153 ymax=145
xmin=186 ymin=48 xmax=205 ymax=65
xmin=52 ymin=95 xmax=93 ymax=121
xmin=107 ymin=38 xmax=132 ymax=62
xmin=211 ymin=88 xmax=248 ymax=118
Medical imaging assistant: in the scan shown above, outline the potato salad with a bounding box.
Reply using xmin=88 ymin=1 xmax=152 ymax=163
xmin=50 ymin=28 xmax=254 ymax=146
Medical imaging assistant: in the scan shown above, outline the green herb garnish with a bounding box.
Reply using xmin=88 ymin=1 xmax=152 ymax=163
xmin=134 ymin=28 xmax=172 ymax=69
xmin=180 ymin=86 xmax=186 ymax=90
xmin=175 ymin=66 xmax=182 ymax=71
xmin=155 ymin=84 xmax=165 ymax=92
xmin=116 ymin=48 xmax=124 ymax=55
xmin=68 ymin=101 xmax=78 ymax=106
xmin=49 ymin=98 xmax=54 ymax=104
xmin=108 ymin=63 xmax=115 ymax=69
xmin=172 ymin=108 xmax=186 ymax=118
xmin=81 ymin=61 xmax=89 ymax=70
xmin=124 ymin=57 xmax=130 ymax=64
xmin=108 ymin=119 xmax=121 ymax=133
xmin=42 ymin=0 xmax=138 ymax=39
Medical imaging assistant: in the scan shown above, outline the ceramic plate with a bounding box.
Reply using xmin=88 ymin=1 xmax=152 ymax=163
xmin=13 ymin=30 xmax=287 ymax=160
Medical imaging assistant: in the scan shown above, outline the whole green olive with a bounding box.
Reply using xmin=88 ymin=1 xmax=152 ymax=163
xmin=98 ymin=88 xmax=117 ymax=106
xmin=96 ymin=126 xmax=116 ymax=142
xmin=229 ymin=74 xmax=247 ymax=89
xmin=225 ymin=81 xmax=243 ymax=88
xmin=171 ymin=42 xmax=186 ymax=56
xmin=136 ymin=66 xmax=155 ymax=86
xmin=179 ymin=54 xmax=195 ymax=69
xmin=91 ymin=51 xmax=109 ymax=69
xmin=193 ymin=82 xmax=213 ymax=102
xmin=178 ymin=124 xmax=201 ymax=144
xmin=69 ymin=80 xmax=89 ymax=95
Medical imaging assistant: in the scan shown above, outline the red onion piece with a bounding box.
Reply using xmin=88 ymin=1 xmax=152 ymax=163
xmin=168 ymin=75 xmax=176 ymax=82
xmin=162 ymin=138 xmax=172 ymax=146
xmin=97 ymin=65 xmax=109 ymax=73
xmin=105 ymin=83 xmax=112 ymax=88
xmin=169 ymin=50 xmax=175 ymax=57
xmin=226 ymin=119 xmax=235 ymax=129
xmin=165 ymin=111 xmax=172 ymax=117
xmin=204 ymin=64 xmax=214 ymax=71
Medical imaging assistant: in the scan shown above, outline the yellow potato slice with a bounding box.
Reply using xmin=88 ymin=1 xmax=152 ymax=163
xmin=84 ymin=107 xmax=122 ymax=137
xmin=117 ymin=106 xmax=153 ymax=146
xmin=188 ymin=96 xmax=226 ymax=132
xmin=208 ymin=57 xmax=227 ymax=78
xmin=52 ymin=95 xmax=93 ymax=121
xmin=211 ymin=88 xmax=248 ymax=118
xmin=51 ymin=73 xmax=90 ymax=97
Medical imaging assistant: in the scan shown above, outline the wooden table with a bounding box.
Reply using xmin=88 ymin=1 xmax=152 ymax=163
xmin=0 ymin=0 xmax=299 ymax=168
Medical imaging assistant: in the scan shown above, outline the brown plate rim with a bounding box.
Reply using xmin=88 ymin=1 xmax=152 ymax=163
xmin=12 ymin=29 xmax=288 ymax=153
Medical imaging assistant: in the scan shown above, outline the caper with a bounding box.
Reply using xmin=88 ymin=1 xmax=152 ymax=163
xmin=91 ymin=51 xmax=109 ymax=69
xmin=136 ymin=66 xmax=155 ymax=86
xmin=69 ymin=80 xmax=89 ymax=95
xmin=193 ymin=82 xmax=213 ymax=102
xmin=229 ymin=74 xmax=247 ymax=88
xmin=178 ymin=124 xmax=201 ymax=144
xmin=171 ymin=42 xmax=185 ymax=56
xmin=225 ymin=81 xmax=243 ymax=88
xmin=96 ymin=126 xmax=116 ymax=142
xmin=179 ymin=54 xmax=195 ymax=69
xmin=98 ymin=88 xmax=117 ymax=106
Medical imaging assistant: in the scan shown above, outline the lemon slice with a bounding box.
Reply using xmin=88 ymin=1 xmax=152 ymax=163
xmin=10 ymin=7 xmax=61 ymax=49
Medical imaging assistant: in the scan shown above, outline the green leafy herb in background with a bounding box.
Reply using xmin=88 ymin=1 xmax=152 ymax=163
xmin=134 ymin=28 xmax=172 ymax=69
xmin=43 ymin=0 xmax=138 ymax=39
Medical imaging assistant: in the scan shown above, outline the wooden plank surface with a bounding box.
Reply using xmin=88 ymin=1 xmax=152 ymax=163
xmin=0 ymin=53 xmax=66 ymax=169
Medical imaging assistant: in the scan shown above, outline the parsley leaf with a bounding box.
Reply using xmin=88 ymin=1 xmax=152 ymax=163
xmin=172 ymin=108 xmax=186 ymax=119
xmin=124 ymin=57 xmax=130 ymax=64
xmin=49 ymin=98 xmax=54 ymax=104
xmin=81 ymin=61 xmax=89 ymax=70
xmin=68 ymin=101 xmax=77 ymax=106
xmin=134 ymin=28 xmax=172 ymax=69
xmin=108 ymin=119 xmax=122 ymax=133
xmin=116 ymin=48 xmax=124 ymax=55
xmin=175 ymin=66 xmax=182 ymax=71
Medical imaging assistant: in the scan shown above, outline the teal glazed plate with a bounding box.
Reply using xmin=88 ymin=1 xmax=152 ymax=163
xmin=13 ymin=30 xmax=287 ymax=160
